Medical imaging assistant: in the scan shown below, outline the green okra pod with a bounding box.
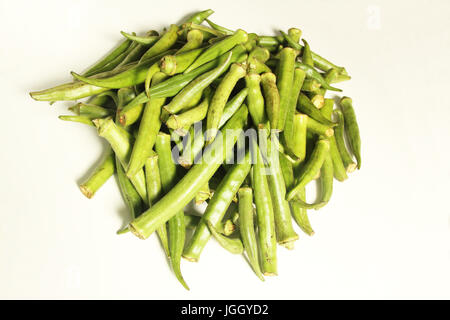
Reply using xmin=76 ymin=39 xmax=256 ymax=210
xmin=280 ymin=31 xmax=348 ymax=75
xmin=126 ymin=73 xmax=167 ymax=178
xmin=70 ymin=50 xmax=175 ymax=89
xmin=290 ymin=113 xmax=308 ymax=161
xmin=283 ymin=68 xmax=306 ymax=152
xmin=195 ymin=182 xmax=211 ymax=205
xmin=301 ymin=79 xmax=322 ymax=93
xmin=69 ymin=102 xmax=113 ymax=119
xmin=164 ymin=51 xmax=233 ymax=115
xmin=310 ymin=94 xmax=325 ymax=109
xmin=297 ymin=93 xmax=335 ymax=126
xmin=160 ymin=47 xmax=205 ymax=76
xmin=251 ymin=140 xmax=277 ymax=276
xmin=340 ymin=97 xmax=361 ymax=169
xmin=184 ymin=214 xmax=201 ymax=229
xmin=58 ymin=115 xmax=95 ymax=126
xmin=92 ymin=118 xmax=147 ymax=203
xmin=245 ymin=73 xmax=266 ymax=126
xmin=155 ymin=133 xmax=189 ymax=290
xmin=82 ymin=38 xmax=132 ymax=77
xmin=306 ymin=116 xmax=334 ymax=137
xmin=206 ymin=221 xmax=244 ymax=254
xmin=183 ymin=151 xmax=251 ymax=262
xmin=276 ymin=47 xmax=298 ymax=130
xmin=120 ymin=31 xmax=159 ymax=46
xmin=248 ymin=47 xmax=270 ymax=63
xmin=182 ymin=9 xmax=214 ymax=25
xmin=218 ymin=88 xmax=248 ymax=128
xmin=286 ymin=138 xmax=330 ymax=201
xmin=321 ymin=99 xmax=348 ymax=182
xmin=205 ymin=19 xmax=234 ymax=35
xmin=79 ymin=149 xmax=115 ymax=199
xmin=166 ymin=93 xmax=210 ymax=130
xmin=205 ymin=62 xmax=247 ymax=143
xmin=334 ymin=110 xmax=357 ymax=173
xmin=260 ymin=72 xmax=280 ymax=130
xmin=301 ymin=39 xmax=314 ymax=67
xmin=115 ymin=155 xmax=144 ymax=219
xmin=177 ymin=30 xmax=204 ymax=54
xmin=288 ymin=28 xmax=302 ymax=43
xmin=145 ymin=153 xmax=170 ymax=258
xmin=184 ymin=29 xmax=248 ymax=73
xmin=139 ymin=24 xmax=179 ymax=63
xmin=238 ymin=187 xmax=264 ymax=281
xmin=128 ymin=105 xmax=248 ymax=240
xmin=266 ymin=135 xmax=298 ymax=246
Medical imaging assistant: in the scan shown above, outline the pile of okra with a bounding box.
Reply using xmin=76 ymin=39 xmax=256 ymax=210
xmin=30 ymin=9 xmax=361 ymax=289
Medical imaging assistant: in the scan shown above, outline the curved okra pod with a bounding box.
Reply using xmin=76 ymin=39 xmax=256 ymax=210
xmin=276 ymin=47 xmax=298 ymax=130
xmin=144 ymin=63 xmax=161 ymax=98
xmin=205 ymin=63 xmax=247 ymax=143
xmin=218 ymin=88 xmax=248 ymax=128
xmin=177 ymin=30 xmax=204 ymax=54
xmin=321 ymin=99 xmax=348 ymax=181
xmin=206 ymin=221 xmax=244 ymax=254
xmin=155 ymin=133 xmax=189 ymax=290
xmin=126 ymin=73 xmax=167 ymax=178
xmin=279 ymin=154 xmax=314 ymax=236
xmin=316 ymin=68 xmax=339 ymax=96
xmin=128 ymin=105 xmax=248 ymax=240
xmin=92 ymin=118 xmax=147 ymax=203
xmin=280 ymin=31 xmax=348 ymax=75
xmin=245 ymin=73 xmax=266 ymax=126
xmin=164 ymin=51 xmax=233 ymax=115
xmin=297 ymin=93 xmax=335 ymax=126
xmin=120 ymin=31 xmax=159 ymax=46
xmin=58 ymin=115 xmax=95 ymax=126
xmin=251 ymin=140 xmax=277 ymax=276
xmin=145 ymin=153 xmax=170 ymax=257
xmin=181 ymin=22 xmax=224 ymax=38
xmin=79 ymin=148 xmax=115 ymax=199
xmin=301 ymin=39 xmax=314 ymax=67
xmin=238 ymin=187 xmax=264 ymax=281
xmin=266 ymin=135 xmax=298 ymax=247
xmin=115 ymin=155 xmax=144 ymax=219
xmin=283 ymin=68 xmax=306 ymax=152
xmin=295 ymin=62 xmax=342 ymax=92
xmin=139 ymin=24 xmax=179 ymax=63
xmin=87 ymin=90 xmax=117 ymax=107
xmin=115 ymin=41 xmax=148 ymax=68
xmin=286 ymin=138 xmax=330 ymax=201
xmin=184 ymin=29 xmax=248 ymax=73
xmin=183 ymin=151 xmax=251 ymax=262
xmin=71 ymin=50 xmax=175 ymax=89
xmin=182 ymin=9 xmax=214 ymax=25
xmin=260 ymin=73 xmax=280 ymax=130
xmin=166 ymin=92 xmax=210 ymax=130
xmin=340 ymin=97 xmax=361 ymax=169
xmin=82 ymin=38 xmax=132 ymax=77
xmin=205 ymin=19 xmax=234 ymax=35
xmin=334 ymin=110 xmax=357 ymax=173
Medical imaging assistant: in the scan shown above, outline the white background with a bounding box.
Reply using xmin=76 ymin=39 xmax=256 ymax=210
xmin=0 ymin=0 xmax=449 ymax=299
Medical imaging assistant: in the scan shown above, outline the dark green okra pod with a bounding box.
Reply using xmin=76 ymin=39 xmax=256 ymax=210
xmin=340 ymin=97 xmax=361 ymax=169
xmin=139 ymin=24 xmax=179 ymax=63
xmin=334 ymin=110 xmax=357 ymax=173
xmin=297 ymin=93 xmax=334 ymax=126
xmin=145 ymin=153 xmax=170 ymax=257
xmin=238 ymin=187 xmax=265 ymax=281
xmin=155 ymin=133 xmax=189 ymax=290
xmin=182 ymin=9 xmax=215 ymax=25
